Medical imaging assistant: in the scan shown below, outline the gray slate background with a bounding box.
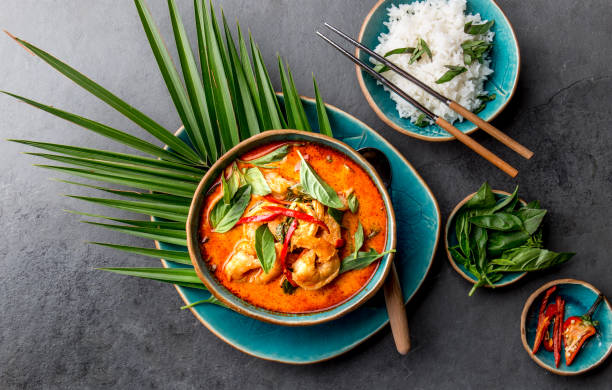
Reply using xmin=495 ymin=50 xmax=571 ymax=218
xmin=1 ymin=0 xmax=610 ymax=388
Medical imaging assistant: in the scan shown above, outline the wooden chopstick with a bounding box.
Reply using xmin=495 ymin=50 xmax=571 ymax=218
xmin=323 ymin=23 xmax=533 ymax=160
xmin=316 ymin=31 xmax=518 ymax=178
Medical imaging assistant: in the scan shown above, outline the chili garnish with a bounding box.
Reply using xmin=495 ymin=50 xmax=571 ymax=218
xmin=563 ymin=294 xmax=603 ymax=366
xmin=533 ymin=286 xmax=557 ymax=353
xmin=235 ymin=213 xmax=282 ymax=225
xmin=280 ymin=219 xmax=299 ymax=287
xmin=261 ymin=206 xmax=329 ymax=232
xmin=263 ymin=195 xmax=292 ymax=205
xmin=553 ymin=296 xmax=565 ymax=367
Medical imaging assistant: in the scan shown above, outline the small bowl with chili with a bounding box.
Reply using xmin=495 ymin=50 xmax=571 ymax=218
xmin=520 ymin=279 xmax=612 ymax=375
xmin=186 ymin=130 xmax=396 ymax=326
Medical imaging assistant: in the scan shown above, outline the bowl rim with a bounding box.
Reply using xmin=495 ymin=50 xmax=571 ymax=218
xmin=355 ymin=0 xmax=522 ymax=142
xmin=185 ymin=129 xmax=397 ymax=326
xmin=444 ymin=189 xmax=527 ymax=288
xmin=519 ymin=278 xmax=612 ymax=376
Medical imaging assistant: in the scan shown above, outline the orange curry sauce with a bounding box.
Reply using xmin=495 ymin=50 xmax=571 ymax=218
xmin=198 ymin=142 xmax=387 ymax=313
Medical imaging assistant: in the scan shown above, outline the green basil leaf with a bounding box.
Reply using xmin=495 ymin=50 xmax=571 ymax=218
xmin=243 ymin=167 xmax=271 ymax=196
xmin=212 ymin=185 xmax=252 ymax=233
xmin=298 ymin=150 xmax=344 ymax=208
xmin=373 ymin=64 xmax=389 ymax=73
xmin=514 ymin=208 xmax=547 ymax=235
xmin=383 ymin=47 xmax=415 ymax=57
xmin=241 ymin=144 xmax=291 ymax=167
xmin=490 ymin=248 xmax=574 ymax=272
xmin=348 ymin=192 xmax=359 ymax=213
xmin=489 ymin=186 xmax=519 ymax=213
xmin=487 ymin=230 xmax=530 ymax=255
xmin=471 ymin=226 xmax=488 ymax=273
xmin=478 ymin=93 xmax=497 ymax=102
xmin=436 ymin=65 xmax=467 ymax=84
xmin=465 ymin=20 xmax=495 ymax=35
xmin=328 ymin=208 xmax=344 ymax=225
xmin=414 ymin=113 xmax=430 ymax=127
xmin=209 ymin=198 xmax=230 ymax=228
xmin=340 ymin=248 xmax=395 ymax=274
xmin=525 ymin=200 xmax=541 ymax=209
xmin=469 ymin=213 xmax=524 ymax=231
xmin=473 ymin=102 xmax=486 ymax=114
xmin=352 ymin=222 xmax=364 ymax=259
xmin=449 ymin=245 xmax=469 ymax=266
xmin=461 ymin=40 xmax=492 ymax=65
xmin=465 ymin=182 xmax=496 ymax=209
xmin=221 ymin=174 xmax=231 ymax=204
xmin=281 ymin=279 xmax=297 ymax=294
xmin=419 ymin=38 xmax=432 ymax=59
xmin=254 ymin=224 xmax=276 ymax=273
xmin=455 ymin=210 xmax=471 ymax=258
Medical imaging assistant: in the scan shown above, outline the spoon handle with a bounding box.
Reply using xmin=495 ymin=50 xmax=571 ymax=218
xmin=383 ymin=263 xmax=411 ymax=354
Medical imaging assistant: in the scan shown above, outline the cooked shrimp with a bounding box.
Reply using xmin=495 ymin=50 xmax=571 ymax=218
xmin=290 ymin=200 xmax=322 ymax=249
xmin=321 ymin=211 xmax=341 ymax=247
xmin=290 ymin=237 xmax=340 ymax=290
xmin=224 ymin=240 xmax=282 ymax=284
xmin=264 ymin=171 xmax=295 ymax=197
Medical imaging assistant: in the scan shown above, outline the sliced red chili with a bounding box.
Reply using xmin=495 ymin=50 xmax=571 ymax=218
xmin=240 ymin=141 xmax=296 ymax=161
xmin=533 ymin=286 xmax=557 ymax=353
xmin=235 ymin=212 xmax=282 ymax=225
xmin=553 ymin=297 xmax=565 ymax=367
xmin=261 ymin=206 xmax=329 ymax=232
xmin=280 ymin=219 xmax=299 ymax=287
xmin=263 ymin=195 xmax=292 ymax=205
xmin=562 ymin=294 xmax=603 ymax=366
xmin=334 ymin=238 xmax=345 ymax=248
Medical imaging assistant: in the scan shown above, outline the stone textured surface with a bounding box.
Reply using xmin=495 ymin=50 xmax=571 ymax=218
xmin=1 ymin=0 xmax=611 ymax=388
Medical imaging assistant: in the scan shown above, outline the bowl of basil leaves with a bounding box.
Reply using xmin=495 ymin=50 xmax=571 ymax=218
xmin=445 ymin=182 xmax=575 ymax=296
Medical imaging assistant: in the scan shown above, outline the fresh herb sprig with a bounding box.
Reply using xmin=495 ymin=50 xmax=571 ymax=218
xmin=373 ymin=38 xmax=431 ymax=73
xmin=436 ymin=65 xmax=467 ymax=84
xmin=340 ymin=221 xmax=395 ymax=273
xmin=464 ymin=20 xmax=495 ymax=35
xmin=462 ymin=40 xmax=493 ymax=65
xmin=450 ymin=182 xmax=575 ymax=296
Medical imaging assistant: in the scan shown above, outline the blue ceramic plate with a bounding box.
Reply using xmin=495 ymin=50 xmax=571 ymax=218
xmin=356 ymin=0 xmax=520 ymax=141
xmin=521 ymin=279 xmax=612 ymax=375
xmin=157 ymin=97 xmax=440 ymax=364
xmin=445 ymin=190 xmax=526 ymax=287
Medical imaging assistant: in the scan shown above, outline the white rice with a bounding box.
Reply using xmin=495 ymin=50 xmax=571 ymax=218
xmin=371 ymin=0 xmax=494 ymax=125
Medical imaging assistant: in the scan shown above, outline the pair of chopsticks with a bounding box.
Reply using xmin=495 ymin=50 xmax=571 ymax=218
xmin=316 ymin=23 xmax=533 ymax=178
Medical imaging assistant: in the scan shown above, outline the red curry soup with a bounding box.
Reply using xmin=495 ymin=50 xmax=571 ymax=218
xmin=198 ymin=142 xmax=390 ymax=313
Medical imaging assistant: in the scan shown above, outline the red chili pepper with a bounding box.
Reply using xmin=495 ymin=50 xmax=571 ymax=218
xmin=235 ymin=212 xmax=282 ymax=225
xmin=280 ymin=219 xmax=299 ymax=287
xmin=553 ymin=296 xmax=565 ymax=367
xmin=263 ymin=195 xmax=292 ymax=205
xmin=540 ymin=304 xmax=557 ymax=352
xmin=533 ymin=286 xmax=557 ymax=353
xmin=563 ymin=294 xmax=603 ymax=366
xmin=543 ymin=331 xmax=554 ymax=352
xmin=334 ymin=238 xmax=345 ymax=248
xmin=261 ymin=206 xmax=329 ymax=233
xmin=240 ymin=141 xmax=296 ymax=161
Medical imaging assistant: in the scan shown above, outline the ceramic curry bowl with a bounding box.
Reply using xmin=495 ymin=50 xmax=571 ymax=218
xmin=186 ymin=130 xmax=396 ymax=326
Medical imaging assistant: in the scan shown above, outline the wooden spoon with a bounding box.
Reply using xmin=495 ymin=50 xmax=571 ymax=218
xmin=358 ymin=147 xmax=410 ymax=354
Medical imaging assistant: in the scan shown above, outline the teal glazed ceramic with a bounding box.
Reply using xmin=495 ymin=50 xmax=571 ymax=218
xmin=186 ymin=129 xmax=397 ymax=326
xmin=445 ymin=190 xmax=526 ymax=287
xmin=521 ymin=279 xmax=612 ymax=375
xmin=357 ymin=0 xmax=520 ymax=141
xmin=157 ymin=96 xmax=440 ymax=363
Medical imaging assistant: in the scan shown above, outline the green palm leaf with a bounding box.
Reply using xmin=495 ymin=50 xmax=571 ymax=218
xmin=85 ymin=221 xmax=187 ymax=246
xmin=4 ymin=32 xmax=201 ymax=163
xmin=65 ymin=210 xmax=185 ymax=230
xmin=134 ymin=0 xmax=205 ymax=160
xmin=10 ymin=140 xmax=203 ymax=174
xmin=92 ymin=242 xmax=191 ymax=265
xmin=56 ymin=180 xmax=192 ymax=205
xmin=1 ymin=91 xmax=189 ymax=164
xmin=39 ymin=165 xmax=196 ymax=197
xmin=314 ymin=78 xmax=333 ymax=137
xmin=98 ymin=267 xmax=206 ymax=290
xmin=68 ymin=195 xmax=189 ymax=222
xmin=167 ymin=0 xmax=216 ymax=161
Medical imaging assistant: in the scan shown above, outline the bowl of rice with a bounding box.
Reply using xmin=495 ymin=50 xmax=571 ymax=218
xmin=357 ymin=0 xmax=520 ymax=141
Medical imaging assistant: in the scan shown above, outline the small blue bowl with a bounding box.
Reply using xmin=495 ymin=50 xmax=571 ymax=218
xmin=445 ymin=190 xmax=527 ymax=288
xmin=521 ymin=279 xmax=612 ymax=375
xmin=356 ymin=0 xmax=520 ymax=141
